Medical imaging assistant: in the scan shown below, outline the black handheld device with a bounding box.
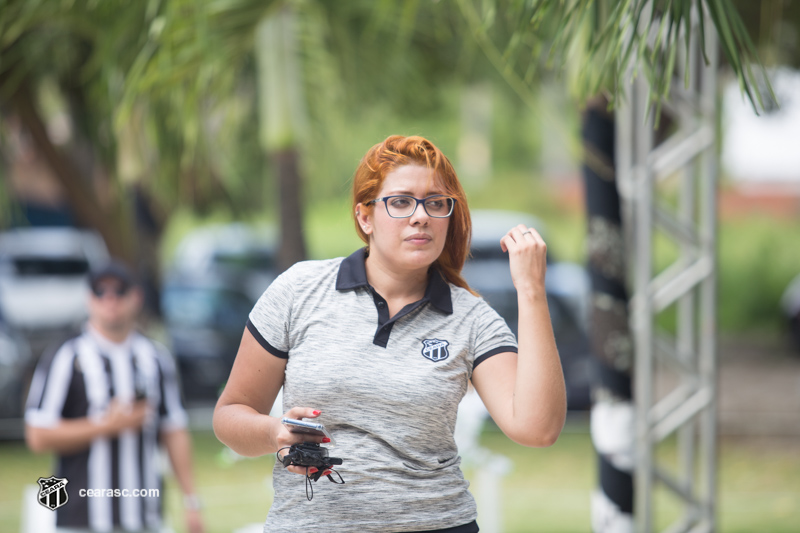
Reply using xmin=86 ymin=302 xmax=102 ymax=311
xmin=278 ymin=442 xmax=345 ymax=500
xmin=279 ymin=442 xmax=343 ymax=480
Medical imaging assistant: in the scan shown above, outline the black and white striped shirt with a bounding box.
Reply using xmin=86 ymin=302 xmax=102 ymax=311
xmin=26 ymin=326 xmax=187 ymax=532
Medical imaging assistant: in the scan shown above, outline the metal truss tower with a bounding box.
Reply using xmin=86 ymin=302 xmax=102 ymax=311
xmin=616 ymin=8 xmax=719 ymax=533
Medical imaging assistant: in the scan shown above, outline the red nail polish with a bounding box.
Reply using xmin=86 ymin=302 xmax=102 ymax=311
xmin=309 ymin=467 xmax=318 ymax=473
xmin=322 ymin=437 xmax=331 ymax=443
xmin=312 ymin=410 xmax=321 ymax=415
xmin=323 ymin=470 xmax=332 ymax=476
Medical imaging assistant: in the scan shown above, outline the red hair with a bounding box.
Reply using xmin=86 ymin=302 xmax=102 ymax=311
xmin=352 ymin=135 xmax=475 ymax=294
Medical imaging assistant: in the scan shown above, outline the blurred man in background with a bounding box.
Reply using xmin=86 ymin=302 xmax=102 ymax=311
xmin=25 ymin=260 xmax=204 ymax=533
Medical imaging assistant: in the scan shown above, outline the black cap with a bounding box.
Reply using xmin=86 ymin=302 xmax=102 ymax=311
xmin=88 ymin=260 xmax=136 ymax=292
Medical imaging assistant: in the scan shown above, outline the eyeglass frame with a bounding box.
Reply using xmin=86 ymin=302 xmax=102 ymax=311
xmin=365 ymin=194 xmax=457 ymax=219
xmin=91 ymin=282 xmax=132 ymax=299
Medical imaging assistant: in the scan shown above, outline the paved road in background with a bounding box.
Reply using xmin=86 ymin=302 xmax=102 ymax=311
xmin=715 ymin=335 xmax=800 ymax=436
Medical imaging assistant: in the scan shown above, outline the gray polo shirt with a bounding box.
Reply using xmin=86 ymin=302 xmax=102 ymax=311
xmin=248 ymin=249 xmax=517 ymax=532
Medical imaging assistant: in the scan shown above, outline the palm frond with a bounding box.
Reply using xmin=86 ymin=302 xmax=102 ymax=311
xmin=457 ymin=0 xmax=773 ymax=114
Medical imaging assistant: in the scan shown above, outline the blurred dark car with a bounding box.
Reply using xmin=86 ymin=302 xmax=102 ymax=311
xmin=169 ymin=223 xmax=277 ymax=302
xmin=0 ymin=323 xmax=32 ymax=427
xmin=161 ymin=224 xmax=278 ymax=403
xmin=463 ymin=210 xmax=593 ymax=411
xmin=782 ymin=273 xmax=800 ymax=354
xmin=162 ymin=274 xmax=256 ymax=402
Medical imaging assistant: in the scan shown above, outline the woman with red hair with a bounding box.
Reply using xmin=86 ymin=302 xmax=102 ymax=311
xmin=214 ymin=135 xmax=566 ymax=532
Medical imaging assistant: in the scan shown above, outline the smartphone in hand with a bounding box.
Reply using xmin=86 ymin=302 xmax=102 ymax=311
xmin=281 ymin=417 xmax=335 ymax=446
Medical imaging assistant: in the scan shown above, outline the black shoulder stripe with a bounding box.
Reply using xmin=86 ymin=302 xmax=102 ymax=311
xmin=246 ymin=319 xmax=289 ymax=359
xmin=29 ymin=337 xmax=80 ymax=410
xmin=473 ymin=345 xmax=517 ymax=370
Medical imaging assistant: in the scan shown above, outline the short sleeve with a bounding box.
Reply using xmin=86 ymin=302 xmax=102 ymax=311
xmin=247 ymin=267 xmax=297 ymax=359
xmin=154 ymin=345 xmax=188 ymax=431
xmin=25 ymin=341 xmax=77 ymax=428
xmin=472 ymin=300 xmax=518 ymax=370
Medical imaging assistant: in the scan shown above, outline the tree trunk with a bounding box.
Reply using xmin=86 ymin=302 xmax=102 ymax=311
xmin=256 ymin=7 xmax=308 ymax=272
xmin=10 ymin=78 xmax=135 ymax=263
xmin=274 ymin=148 xmax=307 ymax=271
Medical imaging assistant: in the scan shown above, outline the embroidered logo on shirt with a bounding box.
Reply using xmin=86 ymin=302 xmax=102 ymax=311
xmin=421 ymin=339 xmax=450 ymax=362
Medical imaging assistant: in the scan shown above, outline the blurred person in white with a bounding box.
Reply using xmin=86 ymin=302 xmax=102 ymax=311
xmin=25 ymin=260 xmax=205 ymax=533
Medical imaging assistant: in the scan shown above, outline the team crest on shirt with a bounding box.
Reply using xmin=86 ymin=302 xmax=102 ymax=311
xmin=421 ymin=339 xmax=450 ymax=362
xmin=37 ymin=476 xmax=69 ymax=511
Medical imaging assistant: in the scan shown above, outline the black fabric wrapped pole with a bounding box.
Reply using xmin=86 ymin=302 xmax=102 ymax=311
xmin=582 ymin=102 xmax=635 ymax=532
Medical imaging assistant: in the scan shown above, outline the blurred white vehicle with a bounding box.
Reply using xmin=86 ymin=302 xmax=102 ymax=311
xmin=0 ymin=227 xmax=109 ymax=336
xmin=0 ymin=227 xmax=107 ymax=427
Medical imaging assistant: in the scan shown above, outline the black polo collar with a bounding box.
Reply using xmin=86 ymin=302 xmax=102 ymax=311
xmin=335 ymin=248 xmax=453 ymax=315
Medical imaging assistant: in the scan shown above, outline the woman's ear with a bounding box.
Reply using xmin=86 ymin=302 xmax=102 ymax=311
xmin=355 ymin=203 xmax=373 ymax=235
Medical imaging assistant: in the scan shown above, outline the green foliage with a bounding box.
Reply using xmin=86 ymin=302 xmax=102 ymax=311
xmin=0 ymin=0 xmax=164 ymax=156
xmin=2 ymin=0 xmax=793 ymax=335
xmin=2 ymin=0 xmax=779 ymax=225
xmin=117 ymin=0 xmax=486 ymax=216
xmin=730 ymin=0 xmax=800 ymax=70
xmin=648 ymin=213 xmax=800 ymax=335
xmin=718 ymin=216 xmax=800 ymax=334
xmin=457 ymin=0 xmax=774 ymax=114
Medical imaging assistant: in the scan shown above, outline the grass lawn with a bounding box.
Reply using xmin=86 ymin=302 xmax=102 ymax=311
xmin=2 ymin=422 xmax=797 ymax=533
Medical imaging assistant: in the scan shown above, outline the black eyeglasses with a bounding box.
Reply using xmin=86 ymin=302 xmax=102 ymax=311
xmin=91 ymin=285 xmax=130 ymax=298
xmin=366 ymin=195 xmax=456 ymax=218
